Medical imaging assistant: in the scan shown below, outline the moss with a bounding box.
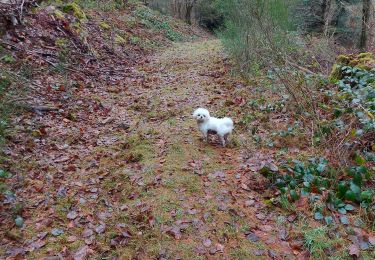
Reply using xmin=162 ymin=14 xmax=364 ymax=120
xmin=357 ymin=64 xmax=373 ymax=71
xmin=54 ymin=10 xmax=65 ymax=20
xmin=336 ymin=55 xmax=350 ymax=65
xmin=124 ymin=152 xmax=143 ymax=163
xmin=99 ymin=21 xmax=110 ymax=30
xmin=330 ymin=52 xmax=375 ymax=82
xmin=329 ymin=64 xmax=342 ymax=83
xmin=358 ymin=52 xmax=373 ymax=59
xmin=115 ymin=34 xmax=126 ymax=45
xmin=55 ymin=38 xmax=68 ymax=47
xmin=0 ymin=76 xmax=11 ymax=91
xmin=348 ymin=59 xmax=359 ymax=67
xmin=62 ymin=3 xmax=87 ymax=21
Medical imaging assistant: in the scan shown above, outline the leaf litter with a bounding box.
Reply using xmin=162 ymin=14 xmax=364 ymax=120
xmin=1 ymin=2 xmax=373 ymax=259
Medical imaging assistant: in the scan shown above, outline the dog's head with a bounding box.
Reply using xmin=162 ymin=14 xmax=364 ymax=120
xmin=193 ymin=108 xmax=210 ymax=123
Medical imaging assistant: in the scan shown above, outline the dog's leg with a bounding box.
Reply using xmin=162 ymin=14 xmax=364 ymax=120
xmin=224 ymin=134 xmax=229 ymax=144
xmin=219 ymin=135 xmax=226 ymax=147
xmin=202 ymin=131 xmax=208 ymax=142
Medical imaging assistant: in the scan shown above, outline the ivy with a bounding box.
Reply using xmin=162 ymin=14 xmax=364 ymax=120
xmin=271 ymin=158 xmax=373 ymax=214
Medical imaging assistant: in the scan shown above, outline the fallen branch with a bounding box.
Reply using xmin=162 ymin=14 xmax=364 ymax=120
xmin=17 ymin=103 xmax=59 ymax=113
xmin=286 ymin=60 xmax=316 ymax=75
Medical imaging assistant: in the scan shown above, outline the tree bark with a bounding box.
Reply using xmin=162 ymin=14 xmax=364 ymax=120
xmin=359 ymin=0 xmax=371 ymax=50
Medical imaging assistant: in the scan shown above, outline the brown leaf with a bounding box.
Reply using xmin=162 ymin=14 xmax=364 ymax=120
xmin=215 ymin=243 xmax=224 ymax=253
xmin=259 ymin=225 xmax=273 ymax=232
xmin=244 ymin=199 xmax=255 ymax=207
xmin=256 ymin=213 xmax=266 ymax=220
xmin=67 ymin=211 xmax=78 ymax=220
xmin=166 ymin=226 xmax=182 ymax=239
xmin=82 ymin=228 xmax=93 ymax=238
xmin=368 ymin=236 xmax=375 ymax=246
xmin=73 ymin=245 xmax=93 ymax=260
xmin=203 ymin=238 xmax=212 ymax=247
xmin=187 ymin=208 xmax=198 ymax=215
xmin=348 ymin=244 xmax=360 ymax=257
xmin=67 ymin=236 xmax=77 ymax=242
xmin=287 ymin=214 xmax=297 ymax=222
xmin=95 ymin=224 xmax=106 ymax=234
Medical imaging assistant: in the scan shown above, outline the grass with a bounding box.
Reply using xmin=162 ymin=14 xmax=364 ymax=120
xmin=302 ymin=226 xmax=344 ymax=259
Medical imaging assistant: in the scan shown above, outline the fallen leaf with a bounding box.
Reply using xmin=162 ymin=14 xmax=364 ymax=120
xmin=215 ymin=243 xmax=224 ymax=253
xmin=14 ymin=216 xmax=24 ymax=228
xmin=67 ymin=211 xmax=78 ymax=220
xmin=67 ymin=236 xmax=77 ymax=242
xmin=279 ymin=229 xmax=289 ymax=241
xmin=268 ymin=250 xmax=278 ymax=259
xmin=82 ymin=228 xmax=93 ymax=238
xmin=166 ymin=226 xmax=182 ymax=239
xmin=203 ymin=238 xmax=212 ymax=247
xmin=95 ymin=224 xmax=106 ymax=234
xmin=348 ymin=244 xmax=360 ymax=257
xmin=369 ymin=236 xmax=375 ymax=246
xmin=246 ymin=232 xmax=260 ymax=242
xmin=287 ymin=214 xmax=297 ymax=222
xmin=253 ymin=249 xmax=265 ymax=256
xmin=51 ymin=228 xmax=64 ymax=236
xmin=244 ymin=199 xmax=255 ymax=207
xmin=73 ymin=245 xmax=93 ymax=260
xmin=260 ymin=225 xmax=273 ymax=232
xmin=256 ymin=213 xmax=266 ymax=220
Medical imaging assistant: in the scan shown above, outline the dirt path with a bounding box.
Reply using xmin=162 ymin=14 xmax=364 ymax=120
xmin=4 ymin=39 xmax=298 ymax=259
xmin=101 ymin=39 xmax=296 ymax=258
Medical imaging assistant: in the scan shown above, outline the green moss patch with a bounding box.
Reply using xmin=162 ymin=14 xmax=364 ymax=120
xmin=62 ymin=2 xmax=87 ymax=20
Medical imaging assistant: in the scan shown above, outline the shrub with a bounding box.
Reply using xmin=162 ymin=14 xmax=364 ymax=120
xmin=195 ymin=0 xmax=223 ymax=30
xmin=135 ymin=6 xmax=182 ymax=42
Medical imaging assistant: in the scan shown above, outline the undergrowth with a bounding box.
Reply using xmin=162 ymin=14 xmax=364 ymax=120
xmin=135 ymin=6 xmax=182 ymax=41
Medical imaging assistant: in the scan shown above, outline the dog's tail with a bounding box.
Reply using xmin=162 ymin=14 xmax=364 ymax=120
xmin=223 ymin=117 xmax=234 ymax=131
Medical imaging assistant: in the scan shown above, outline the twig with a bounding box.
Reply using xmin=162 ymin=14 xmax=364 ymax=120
xmin=286 ymin=60 xmax=316 ymax=75
xmin=18 ymin=0 xmax=25 ymax=24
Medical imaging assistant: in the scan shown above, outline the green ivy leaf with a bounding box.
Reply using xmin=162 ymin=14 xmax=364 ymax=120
xmin=338 ymin=181 xmax=348 ymax=198
xmin=340 ymin=216 xmax=349 ymax=225
xmin=353 ymin=172 xmax=363 ymax=187
xmin=303 ymin=181 xmax=310 ymax=188
xmin=345 ymin=204 xmax=355 ymax=211
xmin=15 ymin=216 xmax=24 ymax=227
xmin=290 ymin=190 xmax=300 ymax=201
xmin=338 ymin=208 xmax=347 ymax=214
xmin=345 ymin=190 xmax=357 ymax=201
xmin=314 ymin=212 xmax=324 ymax=220
xmin=325 ymin=216 xmax=333 ymax=225
xmin=350 ymin=182 xmax=361 ymax=194
xmin=354 ymin=152 xmax=366 ymax=166
xmin=0 ymin=169 xmax=11 ymax=178
xmin=360 ymin=190 xmax=373 ymax=203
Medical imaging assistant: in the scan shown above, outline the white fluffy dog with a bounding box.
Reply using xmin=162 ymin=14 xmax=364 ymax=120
xmin=193 ymin=108 xmax=234 ymax=147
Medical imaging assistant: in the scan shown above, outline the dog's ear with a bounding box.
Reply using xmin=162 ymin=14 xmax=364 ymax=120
xmin=192 ymin=110 xmax=198 ymax=119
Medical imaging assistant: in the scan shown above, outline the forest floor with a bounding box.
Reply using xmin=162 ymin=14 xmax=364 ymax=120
xmin=1 ymin=3 xmax=374 ymax=260
xmin=2 ymin=36 xmax=349 ymax=260
xmin=1 ymin=37 xmax=303 ymax=259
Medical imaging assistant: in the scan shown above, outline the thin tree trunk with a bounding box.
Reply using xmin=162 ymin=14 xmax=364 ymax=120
xmin=185 ymin=4 xmax=193 ymax=24
xmin=359 ymin=0 xmax=370 ymax=50
xmin=323 ymin=0 xmax=332 ymax=35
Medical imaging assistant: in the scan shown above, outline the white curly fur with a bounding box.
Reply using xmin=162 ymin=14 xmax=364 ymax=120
xmin=193 ymin=108 xmax=234 ymax=147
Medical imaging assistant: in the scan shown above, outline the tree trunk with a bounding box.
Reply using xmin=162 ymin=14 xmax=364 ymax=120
xmin=359 ymin=0 xmax=371 ymax=50
xmin=185 ymin=4 xmax=193 ymax=24
xmin=323 ymin=0 xmax=332 ymax=35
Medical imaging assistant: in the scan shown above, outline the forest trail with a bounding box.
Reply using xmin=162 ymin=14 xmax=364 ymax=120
xmin=6 ymin=39 xmax=297 ymax=259
xmin=106 ymin=38 xmax=295 ymax=258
